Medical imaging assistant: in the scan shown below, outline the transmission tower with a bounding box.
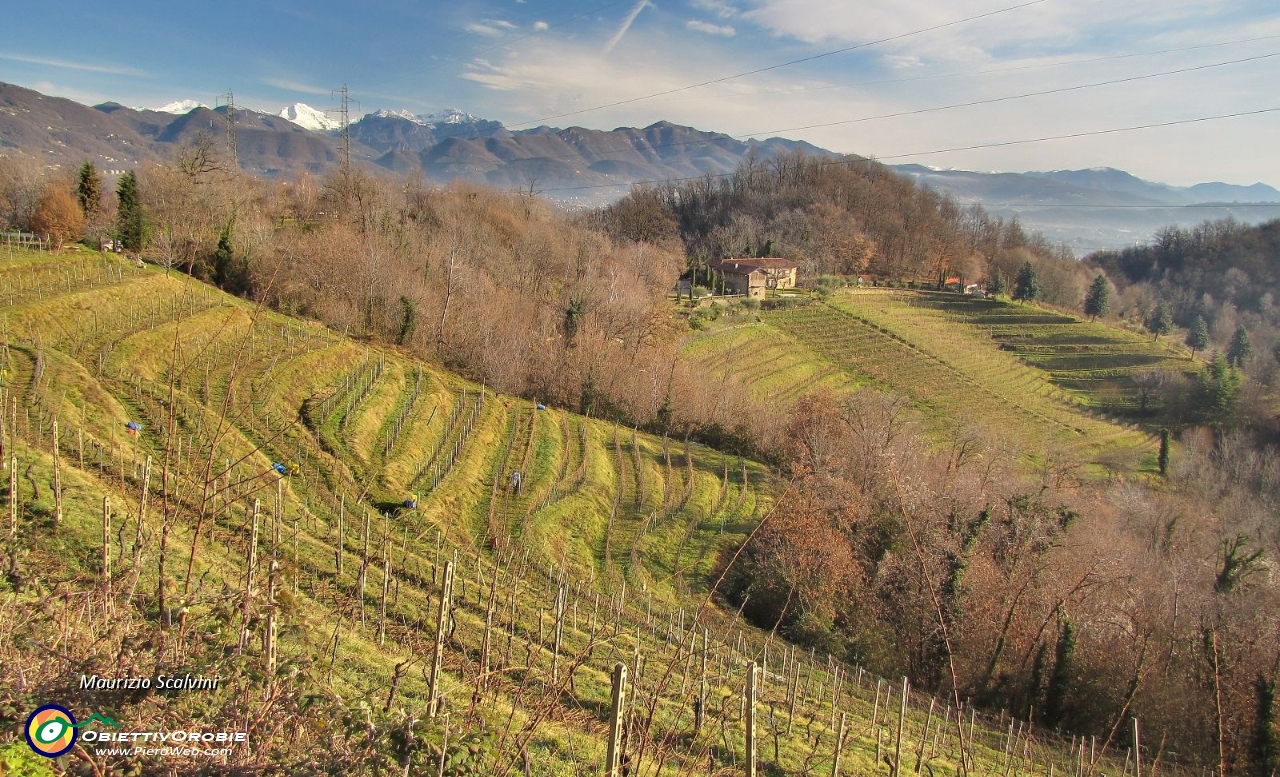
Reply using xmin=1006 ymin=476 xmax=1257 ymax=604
xmin=333 ymin=84 xmax=351 ymax=169
xmin=217 ymin=90 xmax=238 ymax=167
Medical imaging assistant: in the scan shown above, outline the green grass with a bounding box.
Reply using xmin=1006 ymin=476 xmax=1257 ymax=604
xmin=684 ymin=289 xmax=1172 ymax=475
xmin=0 ymin=249 xmax=1163 ymax=775
xmin=683 ymin=320 xmax=863 ymax=401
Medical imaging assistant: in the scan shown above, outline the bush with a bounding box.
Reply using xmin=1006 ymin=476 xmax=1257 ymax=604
xmin=743 ymin=298 xmax=761 ymax=312
xmin=29 ymin=186 xmax=85 ymax=249
xmin=691 ymin=285 xmax=710 ymax=299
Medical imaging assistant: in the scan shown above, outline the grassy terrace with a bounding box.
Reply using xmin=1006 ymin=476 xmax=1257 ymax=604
xmin=901 ymin=291 xmax=1195 ymax=412
xmin=684 ymin=289 xmax=1173 ymax=474
xmin=0 ymin=249 xmax=1184 ymax=774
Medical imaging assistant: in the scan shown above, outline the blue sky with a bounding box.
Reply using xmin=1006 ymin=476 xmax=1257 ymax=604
xmin=4 ymin=0 xmax=1279 ymax=185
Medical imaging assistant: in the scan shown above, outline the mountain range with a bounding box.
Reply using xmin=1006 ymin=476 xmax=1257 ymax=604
xmin=0 ymin=81 xmax=826 ymax=197
xmin=895 ymin=165 xmax=1280 ymax=251
xmin=2 ymin=81 xmax=1276 ymax=249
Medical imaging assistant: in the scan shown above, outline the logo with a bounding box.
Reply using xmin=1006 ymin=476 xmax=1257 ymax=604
xmin=25 ymin=704 xmax=77 ymax=758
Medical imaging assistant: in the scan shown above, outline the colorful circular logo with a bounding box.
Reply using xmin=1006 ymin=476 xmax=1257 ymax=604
xmin=25 ymin=704 xmax=78 ymax=758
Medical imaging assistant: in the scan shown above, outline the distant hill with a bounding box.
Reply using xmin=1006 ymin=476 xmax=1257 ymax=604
xmin=896 ymin=164 xmax=1280 ymax=208
xmin=895 ymin=164 xmax=1280 ymax=252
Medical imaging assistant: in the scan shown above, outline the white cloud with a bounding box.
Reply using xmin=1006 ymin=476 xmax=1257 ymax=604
xmin=466 ymin=19 xmax=518 ymax=36
xmin=686 ymin=20 xmax=736 ymax=36
xmin=0 ymin=52 xmax=146 ymax=77
xmin=603 ymin=0 xmax=651 ymax=54
xmin=457 ymin=0 xmax=1280 ymax=187
xmin=263 ymin=77 xmax=333 ymax=95
xmin=533 ymin=21 xmax=550 ymax=31
xmin=691 ymin=0 xmax=740 ymax=18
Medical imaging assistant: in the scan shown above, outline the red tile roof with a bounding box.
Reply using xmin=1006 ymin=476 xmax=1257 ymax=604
xmin=712 ymin=257 xmax=797 ymax=272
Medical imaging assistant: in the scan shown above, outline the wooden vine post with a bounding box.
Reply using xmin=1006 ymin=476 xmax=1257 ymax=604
xmin=695 ymin=627 xmax=709 ymax=735
xmin=746 ymin=661 xmax=759 ymax=777
xmin=336 ymin=493 xmax=344 ymax=576
xmin=264 ymin=558 xmax=278 ymax=677
xmin=1133 ymin=717 xmax=1142 ymax=777
xmin=428 ymin=560 xmax=455 ymax=718
xmin=835 ymin=711 xmax=849 ymax=777
xmin=8 ymin=454 xmax=15 ymax=539
xmin=378 ymin=517 xmax=391 ymax=646
xmin=606 ymin=662 xmax=628 ymax=777
xmin=132 ymin=455 xmax=152 ymax=561
xmin=51 ymin=419 xmax=61 ymax=526
xmin=358 ymin=510 xmax=370 ymax=626
xmin=894 ymin=676 xmax=909 ymax=777
xmin=101 ymin=496 xmax=111 ymax=594
xmin=238 ymin=499 xmax=260 ymax=653
xmin=552 ymin=584 xmax=566 ymax=684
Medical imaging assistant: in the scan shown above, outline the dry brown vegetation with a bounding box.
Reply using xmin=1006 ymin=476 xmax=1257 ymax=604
xmin=724 ymin=389 xmax=1280 ymax=775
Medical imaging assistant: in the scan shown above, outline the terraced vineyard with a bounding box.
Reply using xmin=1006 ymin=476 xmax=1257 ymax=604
xmin=895 ymin=291 xmax=1195 ymax=412
xmin=682 ymin=321 xmax=862 ymax=402
xmin=1 ymin=249 xmax=1184 ymax=774
xmin=685 ymin=290 xmax=1164 ymax=473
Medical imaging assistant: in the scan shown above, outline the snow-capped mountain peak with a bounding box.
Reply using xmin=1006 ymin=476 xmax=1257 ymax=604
xmin=370 ymin=109 xmax=426 ymax=125
xmin=364 ymin=108 xmax=482 ymax=126
xmin=144 ymin=99 xmax=208 ymax=114
xmin=420 ymin=108 xmax=479 ymax=125
xmin=279 ymin=103 xmax=338 ymax=132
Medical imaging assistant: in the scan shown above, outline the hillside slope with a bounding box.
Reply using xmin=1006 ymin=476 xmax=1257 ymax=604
xmin=0 ymin=248 xmax=1170 ymax=775
xmin=685 ymin=289 xmax=1186 ymax=473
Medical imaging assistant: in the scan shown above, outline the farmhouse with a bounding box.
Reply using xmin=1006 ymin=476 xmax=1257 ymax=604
xmin=711 ymin=257 xmax=799 ymax=299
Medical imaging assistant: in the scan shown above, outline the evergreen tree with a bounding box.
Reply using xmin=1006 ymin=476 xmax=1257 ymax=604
xmin=1251 ymin=674 xmax=1279 ymax=777
xmin=115 ymin=170 xmax=145 ymax=250
xmin=1147 ymin=303 xmax=1172 ymax=341
xmin=1044 ymin=620 xmax=1075 ymax=728
xmin=211 ymin=222 xmax=249 ymax=293
xmin=1228 ymin=324 xmax=1254 ymax=367
xmin=986 ymin=269 xmax=1007 ymax=297
xmin=1197 ymin=352 xmax=1241 ymax=424
xmin=1013 ymin=262 xmax=1040 ymax=304
xmin=1186 ymin=316 xmax=1210 ymax=358
xmin=1158 ymin=429 xmax=1170 ymax=476
xmin=396 ymin=296 xmax=417 ymax=345
xmin=76 ymin=161 xmax=102 ymax=215
xmin=1273 ymin=340 xmax=1280 ymax=365
xmin=1083 ymin=274 xmax=1110 ymax=320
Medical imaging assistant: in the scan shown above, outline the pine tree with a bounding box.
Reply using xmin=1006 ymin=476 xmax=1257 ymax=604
xmin=1186 ymin=316 xmax=1210 ymax=358
xmin=1228 ymin=324 xmax=1254 ymax=368
xmin=211 ymin=222 xmax=250 ymax=294
xmin=1197 ymin=352 xmax=1241 ymax=424
xmin=115 ymin=170 xmax=145 ymax=251
xmin=1083 ymin=274 xmax=1110 ymax=320
xmin=76 ymin=161 xmax=102 ymax=215
xmin=1013 ymin=262 xmax=1040 ymax=305
xmin=1158 ymin=429 xmax=1170 ymax=476
xmin=1147 ymin=303 xmax=1172 ymax=341
xmin=986 ymin=270 xmax=1007 ymax=297
xmin=1044 ymin=620 xmax=1075 ymax=728
xmin=1250 ymin=674 xmax=1279 ymax=777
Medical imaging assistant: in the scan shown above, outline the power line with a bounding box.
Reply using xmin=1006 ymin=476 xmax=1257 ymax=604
xmin=534 ymin=106 xmax=1280 ymax=194
xmin=506 ymin=0 xmax=1048 ymax=128
xmin=635 ymin=32 xmax=1280 ymax=106
xmin=738 ymin=51 xmax=1280 ymax=138
xmin=967 ymin=202 xmax=1280 ymax=210
xmin=397 ymin=51 xmax=1276 ymax=177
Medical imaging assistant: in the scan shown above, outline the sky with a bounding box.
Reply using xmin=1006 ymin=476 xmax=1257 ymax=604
xmin=3 ymin=0 xmax=1279 ymax=186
